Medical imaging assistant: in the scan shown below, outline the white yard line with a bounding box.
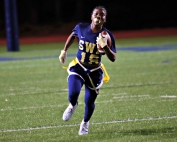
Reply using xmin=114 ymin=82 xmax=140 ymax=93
xmin=161 ymin=95 xmax=177 ymax=98
xmin=1 ymin=80 xmax=176 ymax=97
xmin=1 ymin=94 xmax=176 ymax=111
xmin=1 ymin=104 xmax=66 ymax=111
xmin=0 ymin=101 xmax=112 ymax=111
xmin=113 ymin=94 xmax=150 ymax=99
xmin=0 ymin=115 xmax=177 ymax=133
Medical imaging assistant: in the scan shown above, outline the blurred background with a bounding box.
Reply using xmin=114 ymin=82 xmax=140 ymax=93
xmin=0 ymin=0 xmax=177 ymax=37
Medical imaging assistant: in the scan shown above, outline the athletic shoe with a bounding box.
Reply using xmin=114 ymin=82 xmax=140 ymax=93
xmin=62 ymin=103 xmax=78 ymax=121
xmin=78 ymin=119 xmax=89 ymax=135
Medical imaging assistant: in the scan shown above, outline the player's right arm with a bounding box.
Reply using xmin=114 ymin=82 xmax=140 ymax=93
xmin=63 ymin=32 xmax=76 ymax=51
xmin=59 ymin=32 xmax=76 ymax=64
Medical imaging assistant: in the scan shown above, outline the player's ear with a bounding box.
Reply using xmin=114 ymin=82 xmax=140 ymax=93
xmin=91 ymin=14 xmax=93 ymax=21
xmin=91 ymin=12 xmax=93 ymax=20
xmin=103 ymin=17 xmax=106 ymax=23
xmin=103 ymin=19 xmax=106 ymax=24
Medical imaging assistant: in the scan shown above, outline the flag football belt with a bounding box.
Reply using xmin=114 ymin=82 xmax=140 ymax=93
xmin=62 ymin=58 xmax=110 ymax=83
xmin=62 ymin=58 xmax=110 ymax=94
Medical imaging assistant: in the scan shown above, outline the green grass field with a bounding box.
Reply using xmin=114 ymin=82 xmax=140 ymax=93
xmin=0 ymin=36 xmax=177 ymax=142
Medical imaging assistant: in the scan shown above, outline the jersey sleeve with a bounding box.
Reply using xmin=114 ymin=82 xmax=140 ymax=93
xmin=72 ymin=23 xmax=81 ymax=37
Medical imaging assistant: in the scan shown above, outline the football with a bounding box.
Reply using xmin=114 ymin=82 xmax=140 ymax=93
xmin=97 ymin=30 xmax=112 ymax=54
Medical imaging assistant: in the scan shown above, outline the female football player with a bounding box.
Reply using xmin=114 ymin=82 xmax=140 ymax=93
xmin=59 ymin=5 xmax=116 ymax=135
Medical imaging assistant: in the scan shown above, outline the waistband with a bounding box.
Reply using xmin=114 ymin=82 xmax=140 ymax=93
xmin=76 ymin=58 xmax=101 ymax=73
xmin=62 ymin=58 xmax=110 ymax=83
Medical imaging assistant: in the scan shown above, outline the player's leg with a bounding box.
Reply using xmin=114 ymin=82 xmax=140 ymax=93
xmin=62 ymin=75 xmax=84 ymax=121
xmin=84 ymin=86 xmax=98 ymax=122
xmin=78 ymin=86 xmax=98 ymax=135
xmin=68 ymin=75 xmax=84 ymax=106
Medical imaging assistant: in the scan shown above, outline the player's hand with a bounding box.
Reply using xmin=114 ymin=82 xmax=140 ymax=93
xmin=96 ymin=33 xmax=108 ymax=48
xmin=59 ymin=50 xmax=67 ymax=64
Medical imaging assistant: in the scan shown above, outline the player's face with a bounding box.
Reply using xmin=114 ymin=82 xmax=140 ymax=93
xmin=91 ymin=8 xmax=106 ymax=25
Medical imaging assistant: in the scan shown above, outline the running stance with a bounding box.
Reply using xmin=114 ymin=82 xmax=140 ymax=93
xmin=59 ymin=6 xmax=116 ymax=135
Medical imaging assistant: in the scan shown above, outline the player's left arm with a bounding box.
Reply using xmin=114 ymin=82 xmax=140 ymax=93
xmin=103 ymin=45 xmax=116 ymax=62
xmin=97 ymin=32 xmax=116 ymax=62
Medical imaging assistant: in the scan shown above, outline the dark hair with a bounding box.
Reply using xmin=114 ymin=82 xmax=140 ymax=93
xmin=91 ymin=6 xmax=107 ymax=15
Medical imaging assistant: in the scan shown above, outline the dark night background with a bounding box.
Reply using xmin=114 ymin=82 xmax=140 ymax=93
xmin=0 ymin=0 xmax=177 ymax=37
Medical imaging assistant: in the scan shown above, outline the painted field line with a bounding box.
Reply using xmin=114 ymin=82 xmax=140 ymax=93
xmin=0 ymin=89 xmax=83 ymax=97
xmin=1 ymin=80 xmax=176 ymax=97
xmin=101 ymin=80 xmax=177 ymax=90
xmin=113 ymin=94 xmax=150 ymax=99
xmin=1 ymin=94 xmax=176 ymax=111
xmin=0 ymin=100 xmax=112 ymax=111
xmin=161 ymin=95 xmax=177 ymax=98
xmin=0 ymin=90 xmax=68 ymax=97
xmin=1 ymin=115 xmax=177 ymax=133
xmin=1 ymin=104 xmax=65 ymax=111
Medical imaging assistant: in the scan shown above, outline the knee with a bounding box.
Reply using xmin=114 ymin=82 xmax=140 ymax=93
xmin=68 ymin=90 xmax=80 ymax=101
xmin=85 ymin=101 xmax=95 ymax=109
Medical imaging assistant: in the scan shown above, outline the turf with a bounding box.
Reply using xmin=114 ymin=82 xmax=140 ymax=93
xmin=0 ymin=36 xmax=177 ymax=142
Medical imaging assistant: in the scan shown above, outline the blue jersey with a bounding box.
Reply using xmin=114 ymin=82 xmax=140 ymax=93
xmin=72 ymin=23 xmax=116 ymax=65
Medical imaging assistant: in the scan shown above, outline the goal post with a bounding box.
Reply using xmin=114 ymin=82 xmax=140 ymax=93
xmin=4 ymin=0 xmax=20 ymax=51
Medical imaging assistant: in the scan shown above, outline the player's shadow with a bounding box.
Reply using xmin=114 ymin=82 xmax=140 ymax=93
xmin=120 ymin=127 xmax=177 ymax=136
xmin=91 ymin=126 xmax=176 ymax=142
xmin=96 ymin=126 xmax=177 ymax=138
